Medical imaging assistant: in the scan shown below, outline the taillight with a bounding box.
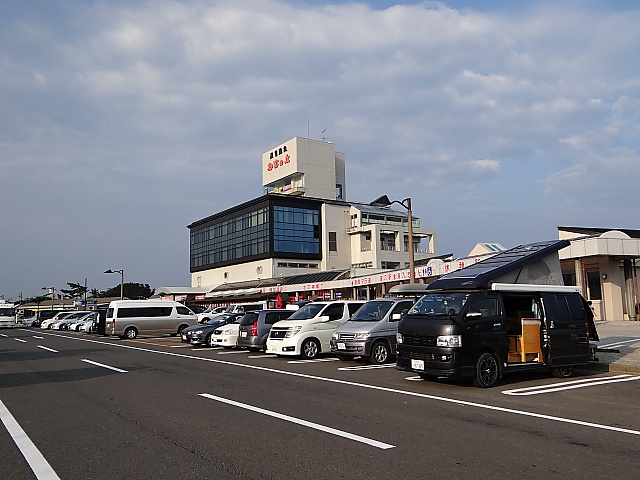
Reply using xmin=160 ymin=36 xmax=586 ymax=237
xmin=251 ymin=322 xmax=258 ymax=336
xmin=111 ymin=318 xmax=115 ymax=334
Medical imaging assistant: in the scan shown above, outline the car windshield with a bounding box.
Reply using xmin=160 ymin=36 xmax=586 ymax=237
xmin=286 ymin=303 xmax=326 ymax=320
xmin=205 ymin=318 xmax=227 ymax=327
xmin=408 ymin=293 xmax=470 ymax=317
xmin=350 ymin=301 xmax=393 ymax=322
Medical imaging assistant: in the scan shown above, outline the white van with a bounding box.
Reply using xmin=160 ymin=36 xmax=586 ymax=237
xmin=223 ymin=301 xmax=267 ymax=314
xmin=266 ymin=300 xmax=364 ymax=359
xmin=105 ymin=300 xmax=197 ymax=339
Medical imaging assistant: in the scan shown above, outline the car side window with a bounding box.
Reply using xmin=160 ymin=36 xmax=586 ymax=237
xmin=323 ymin=304 xmax=344 ymax=321
xmin=176 ymin=306 xmax=192 ymax=315
xmin=347 ymin=303 xmax=363 ymax=316
xmin=391 ymin=301 xmax=414 ymax=317
xmin=265 ymin=312 xmax=280 ymax=324
xmin=466 ymin=297 xmax=498 ymax=318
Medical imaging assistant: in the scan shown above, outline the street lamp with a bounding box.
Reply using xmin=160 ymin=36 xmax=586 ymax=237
xmin=42 ymin=287 xmax=56 ymax=310
xmin=390 ymin=198 xmax=415 ymax=284
xmin=104 ymin=269 xmax=124 ymax=300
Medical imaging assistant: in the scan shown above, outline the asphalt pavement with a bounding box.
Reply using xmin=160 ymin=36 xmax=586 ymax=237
xmin=588 ymin=320 xmax=640 ymax=374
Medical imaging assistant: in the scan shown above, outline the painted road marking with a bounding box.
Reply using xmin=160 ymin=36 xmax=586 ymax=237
xmin=39 ymin=331 xmax=640 ymax=438
xmin=37 ymin=345 xmax=59 ymax=353
xmin=33 ymin=336 xmax=44 ymax=339
xmin=81 ymin=359 xmax=128 ymax=373
xmin=0 ymin=399 xmax=61 ymax=480
xmin=287 ymin=358 xmax=340 ymax=364
xmin=502 ymin=374 xmax=640 ymax=396
xmin=600 ymin=338 xmax=640 ymax=349
xmin=338 ymin=364 xmax=396 ymax=371
xmin=15 ymin=338 xmax=27 ymax=343
xmin=169 ymin=344 xmax=193 ymax=348
xmin=199 ymin=393 xmax=395 ymax=450
xmin=0 ymin=333 xmax=8 ymax=337
xmin=216 ymin=350 xmax=246 ymax=354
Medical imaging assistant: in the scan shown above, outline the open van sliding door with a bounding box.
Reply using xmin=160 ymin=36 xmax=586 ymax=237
xmin=542 ymin=293 xmax=590 ymax=366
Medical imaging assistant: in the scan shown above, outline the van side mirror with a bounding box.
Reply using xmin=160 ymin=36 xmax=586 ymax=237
xmin=319 ymin=315 xmax=331 ymax=322
xmin=465 ymin=311 xmax=482 ymax=319
xmin=391 ymin=313 xmax=402 ymax=321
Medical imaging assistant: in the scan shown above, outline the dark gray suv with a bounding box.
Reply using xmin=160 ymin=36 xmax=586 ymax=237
xmin=237 ymin=309 xmax=294 ymax=352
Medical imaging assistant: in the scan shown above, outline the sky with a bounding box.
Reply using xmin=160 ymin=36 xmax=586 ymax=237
xmin=1 ymin=0 xmax=639 ymax=301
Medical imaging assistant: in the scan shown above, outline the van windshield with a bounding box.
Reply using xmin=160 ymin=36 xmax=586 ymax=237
xmin=286 ymin=303 xmax=326 ymax=320
xmin=409 ymin=293 xmax=470 ymax=317
xmin=350 ymin=301 xmax=393 ymax=322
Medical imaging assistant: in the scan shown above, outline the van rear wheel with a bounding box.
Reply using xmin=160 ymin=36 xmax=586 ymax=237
xmin=552 ymin=366 xmax=574 ymax=378
xmin=474 ymin=353 xmax=499 ymax=388
xmin=124 ymin=327 xmax=138 ymax=340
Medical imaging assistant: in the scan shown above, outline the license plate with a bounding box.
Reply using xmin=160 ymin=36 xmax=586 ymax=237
xmin=337 ymin=343 xmax=346 ymax=350
xmin=181 ymin=335 xmax=187 ymax=341
xmin=240 ymin=331 xmax=247 ymax=337
xmin=411 ymin=359 xmax=425 ymax=370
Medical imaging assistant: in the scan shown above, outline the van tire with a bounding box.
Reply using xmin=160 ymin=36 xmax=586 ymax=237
xmin=124 ymin=327 xmax=138 ymax=340
xmin=474 ymin=352 xmax=499 ymax=388
xmin=301 ymin=338 xmax=320 ymax=359
xmin=552 ymin=366 xmax=574 ymax=378
xmin=370 ymin=341 xmax=390 ymax=365
xmin=176 ymin=324 xmax=187 ymax=336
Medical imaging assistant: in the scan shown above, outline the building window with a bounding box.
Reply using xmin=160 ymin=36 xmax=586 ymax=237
xmin=381 ymin=261 xmax=400 ymax=269
xmin=586 ymin=270 xmax=602 ymax=300
xmin=190 ymin=206 xmax=270 ymax=270
xmin=273 ymin=205 xmax=320 ymax=255
xmin=329 ymin=232 xmax=337 ymax=252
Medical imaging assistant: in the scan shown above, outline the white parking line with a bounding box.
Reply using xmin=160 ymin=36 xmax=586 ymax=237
xmin=37 ymin=345 xmax=59 ymax=353
xmin=33 ymin=336 xmax=44 ymax=339
xmin=15 ymin=338 xmax=27 ymax=343
xmin=0 ymin=333 xmax=8 ymax=337
xmin=600 ymin=338 xmax=640 ymax=348
xmin=0 ymin=399 xmax=61 ymax=480
xmin=502 ymin=374 xmax=640 ymax=396
xmin=338 ymin=364 xmax=396 ymax=371
xmin=169 ymin=344 xmax=193 ymax=348
xmin=216 ymin=350 xmax=246 ymax=355
xmin=288 ymin=358 xmax=340 ymax=364
xmin=40 ymin=332 xmax=640 ymax=438
xmin=80 ymin=359 xmax=128 ymax=373
xmin=198 ymin=393 xmax=395 ymax=450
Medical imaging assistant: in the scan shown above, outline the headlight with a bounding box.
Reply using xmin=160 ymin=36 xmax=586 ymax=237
xmin=396 ymin=332 xmax=403 ymax=344
xmin=332 ymin=332 xmax=339 ymax=340
xmin=193 ymin=330 xmax=202 ymax=335
xmin=284 ymin=326 xmax=302 ymax=338
xmin=436 ymin=335 xmax=462 ymax=347
xmin=353 ymin=332 xmax=370 ymax=340
xmin=223 ymin=329 xmax=233 ymax=335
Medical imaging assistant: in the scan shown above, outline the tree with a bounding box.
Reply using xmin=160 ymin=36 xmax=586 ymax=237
xmin=102 ymin=283 xmax=153 ymax=299
xmin=22 ymin=295 xmax=50 ymax=305
xmin=90 ymin=288 xmax=102 ymax=298
xmin=60 ymin=282 xmax=88 ymax=299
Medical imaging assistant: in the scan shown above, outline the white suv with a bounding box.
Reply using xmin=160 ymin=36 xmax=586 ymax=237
xmin=266 ymin=301 xmax=364 ymax=359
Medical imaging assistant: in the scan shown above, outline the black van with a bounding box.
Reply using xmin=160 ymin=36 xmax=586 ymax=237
xmin=396 ymin=283 xmax=599 ymax=387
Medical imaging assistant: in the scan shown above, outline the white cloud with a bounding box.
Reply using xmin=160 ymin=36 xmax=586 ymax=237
xmin=1 ymin=0 xmax=639 ymax=298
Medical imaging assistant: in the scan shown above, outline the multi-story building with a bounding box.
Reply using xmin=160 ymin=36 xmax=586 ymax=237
xmin=188 ymin=137 xmax=437 ymax=293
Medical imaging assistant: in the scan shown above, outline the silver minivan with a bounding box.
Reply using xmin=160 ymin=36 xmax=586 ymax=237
xmin=105 ymin=300 xmax=197 ymax=339
xmin=330 ymin=298 xmax=416 ymax=364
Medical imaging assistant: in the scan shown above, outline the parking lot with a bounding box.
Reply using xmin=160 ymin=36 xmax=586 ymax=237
xmin=2 ymin=327 xmax=640 ymax=480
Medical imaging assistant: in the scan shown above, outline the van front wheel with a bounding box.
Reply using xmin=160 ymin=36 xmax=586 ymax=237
xmin=124 ymin=327 xmax=138 ymax=340
xmin=301 ymin=338 xmax=320 ymax=359
xmin=474 ymin=353 xmax=499 ymax=388
xmin=370 ymin=341 xmax=390 ymax=365
xmin=552 ymin=366 xmax=574 ymax=378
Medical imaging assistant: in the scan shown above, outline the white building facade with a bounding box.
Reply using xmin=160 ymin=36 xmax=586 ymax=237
xmin=188 ymin=137 xmax=437 ymax=296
